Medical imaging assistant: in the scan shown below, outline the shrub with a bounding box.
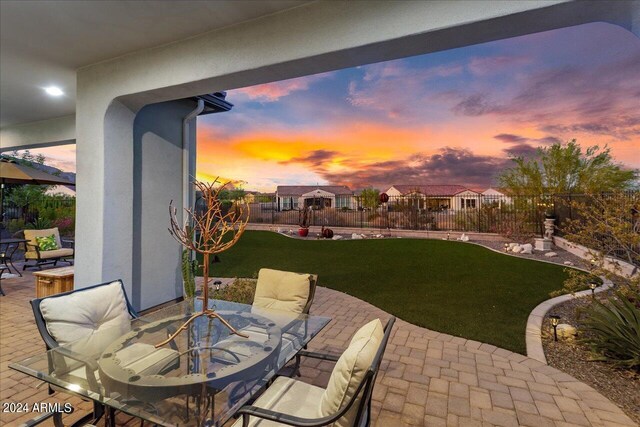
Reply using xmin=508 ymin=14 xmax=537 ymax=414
xmin=579 ymin=290 xmax=640 ymax=369
xmin=210 ymin=278 xmax=256 ymax=305
xmin=53 ymin=217 xmax=74 ymax=236
xmin=5 ymin=218 xmax=26 ymax=234
xmin=26 ymin=217 xmax=53 ymax=230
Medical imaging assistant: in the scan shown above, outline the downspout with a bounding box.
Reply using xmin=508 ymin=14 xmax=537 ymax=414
xmin=182 ymin=99 xmax=204 ymax=214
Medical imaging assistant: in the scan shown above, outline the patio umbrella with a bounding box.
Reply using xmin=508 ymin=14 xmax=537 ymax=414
xmin=0 ymin=157 xmax=75 ymax=223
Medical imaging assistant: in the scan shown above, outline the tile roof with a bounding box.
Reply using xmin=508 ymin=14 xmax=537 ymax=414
xmin=276 ymin=185 xmax=353 ymax=196
xmin=389 ymin=184 xmax=477 ymax=196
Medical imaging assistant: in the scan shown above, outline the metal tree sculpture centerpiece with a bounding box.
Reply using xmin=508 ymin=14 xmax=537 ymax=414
xmin=156 ymin=179 xmax=250 ymax=348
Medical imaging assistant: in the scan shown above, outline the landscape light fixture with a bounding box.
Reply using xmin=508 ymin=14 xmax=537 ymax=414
xmin=214 ymin=280 xmax=222 ymax=291
xmin=589 ymin=281 xmax=598 ymax=298
xmin=44 ymin=86 xmax=64 ymax=96
xmin=550 ymin=315 xmax=561 ymax=341
xmin=504 ymin=243 xmax=509 ymax=252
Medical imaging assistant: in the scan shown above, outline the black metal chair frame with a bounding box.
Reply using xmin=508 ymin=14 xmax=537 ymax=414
xmin=23 ymin=238 xmax=74 ymax=271
xmin=236 ymin=316 xmax=395 ymax=427
xmin=30 ymin=279 xmax=139 ymax=427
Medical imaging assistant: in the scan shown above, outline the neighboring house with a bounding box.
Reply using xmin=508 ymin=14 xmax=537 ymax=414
xmin=275 ymin=185 xmax=354 ymax=211
xmin=385 ymin=185 xmax=481 ymax=211
xmin=481 ymin=188 xmax=512 ymax=206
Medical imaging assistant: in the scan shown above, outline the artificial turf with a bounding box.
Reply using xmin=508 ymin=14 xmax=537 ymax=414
xmin=207 ymin=230 xmax=571 ymax=354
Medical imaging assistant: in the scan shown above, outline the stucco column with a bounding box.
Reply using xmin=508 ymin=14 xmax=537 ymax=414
xmin=75 ymin=98 xmax=197 ymax=310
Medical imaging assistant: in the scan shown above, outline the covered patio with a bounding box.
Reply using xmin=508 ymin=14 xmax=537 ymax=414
xmin=1 ymin=1 xmax=639 ymax=426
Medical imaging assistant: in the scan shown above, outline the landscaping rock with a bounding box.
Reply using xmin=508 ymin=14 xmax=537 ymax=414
xmin=520 ymin=243 xmax=533 ymax=254
xmin=512 ymin=245 xmax=522 ymax=253
xmin=332 ymin=235 xmax=343 ymax=240
xmin=564 ymin=261 xmax=574 ymax=266
xmin=352 ymin=233 xmax=363 ymax=240
xmin=458 ymin=233 xmax=469 ymax=242
xmin=556 ymin=323 xmax=577 ymax=341
xmin=545 ymin=251 xmax=558 ymax=257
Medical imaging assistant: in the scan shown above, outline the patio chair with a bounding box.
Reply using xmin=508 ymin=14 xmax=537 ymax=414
xmin=213 ymin=269 xmax=317 ymax=374
xmin=21 ymin=227 xmax=74 ymax=270
xmin=31 ymin=279 xmax=180 ymax=426
xmin=232 ymin=316 xmax=395 ymax=427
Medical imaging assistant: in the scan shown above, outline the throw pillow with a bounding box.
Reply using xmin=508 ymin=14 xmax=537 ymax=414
xmin=36 ymin=234 xmax=58 ymax=251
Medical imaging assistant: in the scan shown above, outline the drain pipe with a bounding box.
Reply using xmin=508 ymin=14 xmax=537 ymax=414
xmin=182 ymin=99 xmax=204 ymax=214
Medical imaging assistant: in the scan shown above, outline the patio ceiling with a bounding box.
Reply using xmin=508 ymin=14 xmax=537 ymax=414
xmin=0 ymin=0 xmax=311 ymax=127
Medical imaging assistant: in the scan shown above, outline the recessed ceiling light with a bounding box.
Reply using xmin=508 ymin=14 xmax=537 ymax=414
xmin=44 ymin=86 xmax=64 ymax=97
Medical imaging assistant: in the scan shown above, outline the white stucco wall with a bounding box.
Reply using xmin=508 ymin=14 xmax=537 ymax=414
xmin=70 ymin=0 xmax=639 ymax=301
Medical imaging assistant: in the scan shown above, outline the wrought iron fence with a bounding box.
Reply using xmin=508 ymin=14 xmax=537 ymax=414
xmin=245 ymin=194 xmax=547 ymax=236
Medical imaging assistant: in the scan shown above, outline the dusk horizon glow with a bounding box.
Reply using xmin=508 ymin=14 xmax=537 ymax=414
xmin=16 ymin=22 xmax=640 ymax=193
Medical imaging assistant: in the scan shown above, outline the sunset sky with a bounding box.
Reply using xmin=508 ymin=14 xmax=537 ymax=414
xmin=18 ymin=22 xmax=640 ymax=192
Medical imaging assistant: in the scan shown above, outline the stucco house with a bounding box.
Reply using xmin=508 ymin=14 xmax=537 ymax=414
xmin=385 ymin=184 xmax=481 ymax=211
xmin=275 ymin=185 xmax=354 ymax=211
xmin=481 ymin=187 xmax=512 ymax=206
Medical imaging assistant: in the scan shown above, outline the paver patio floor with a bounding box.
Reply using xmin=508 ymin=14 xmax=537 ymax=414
xmin=0 ymin=270 xmax=636 ymax=426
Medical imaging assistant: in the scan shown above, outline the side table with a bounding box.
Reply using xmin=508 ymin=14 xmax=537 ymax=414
xmin=33 ymin=266 xmax=74 ymax=298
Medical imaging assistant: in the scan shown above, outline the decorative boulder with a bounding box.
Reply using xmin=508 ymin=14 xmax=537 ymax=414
xmin=563 ymin=261 xmax=574 ymax=266
xmin=352 ymin=233 xmax=363 ymax=240
xmin=458 ymin=233 xmax=469 ymax=242
xmin=512 ymin=245 xmax=522 ymax=253
xmin=508 ymin=243 xmax=518 ymax=248
xmin=556 ymin=324 xmax=577 ymax=341
xmin=332 ymin=235 xmax=343 ymax=240
xmin=545 ymin=252 xmax=558 ymax=257
xmin=520 ymin=243 xmax=533 ymax=254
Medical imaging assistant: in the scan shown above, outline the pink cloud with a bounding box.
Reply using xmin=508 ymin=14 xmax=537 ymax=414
xmin=468 ymin=55 xmax=532 ymax=76
xmin=234 ymin=73 xmax=331 ymax=102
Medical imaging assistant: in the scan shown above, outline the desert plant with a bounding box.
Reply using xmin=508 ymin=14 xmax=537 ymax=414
xmin=578 ymin=290 xmax=640 ymax=370
xmin=181 ymin=249 xmax=197 ymax=298
xmin=26 ymin=217 xmax=53 ymax=230
xmin=558 ymin=191 xmax=639 ymax=297
xmin=298 ymin=206 xmax=311 ymax=228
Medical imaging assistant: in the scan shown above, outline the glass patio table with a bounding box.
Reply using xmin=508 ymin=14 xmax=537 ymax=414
xmin=9 ymin=298 xmax=331 ymax=426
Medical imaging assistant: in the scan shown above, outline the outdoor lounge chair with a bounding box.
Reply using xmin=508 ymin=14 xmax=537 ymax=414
xmin=21 ymin=227 xmax=74 ymax=270
xmin=232 ymin=316 xmax=395 ymax=427
xmin=30 ymin=279 xmax=180 ymax=426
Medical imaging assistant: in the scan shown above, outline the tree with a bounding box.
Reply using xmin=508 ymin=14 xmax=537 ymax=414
xmin=360 ymin=188 xmax=380 ymax=210
xmin=497 ymin=140 xmax=637 ymax=196
xmin=552 ymin=191 xmax=639 ymax=297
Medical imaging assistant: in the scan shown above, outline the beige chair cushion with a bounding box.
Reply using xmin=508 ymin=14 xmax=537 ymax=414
xmin=25 ymin=247 xmax=74 ymax=260
xmin=24 ymin=227 xmax=62 ymax=249
xmin=319 ymin=319 xmax=384 ymax=427
xmin=231 ymin=376 xmax=325 ymax=427
xmin=40 ymin=281 xmax=131 ymax=353
xmin=253 ymin=269 xmax=312 ymax=314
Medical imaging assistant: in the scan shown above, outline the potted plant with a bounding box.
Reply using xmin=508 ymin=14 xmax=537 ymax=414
xmin=298 ymin=206 xmax=311 ymax=237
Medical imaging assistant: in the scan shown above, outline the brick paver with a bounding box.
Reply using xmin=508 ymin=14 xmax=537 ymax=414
xmin=0 ymin=270 xmax=636 ymax=426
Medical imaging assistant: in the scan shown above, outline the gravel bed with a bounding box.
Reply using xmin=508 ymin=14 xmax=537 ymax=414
xmin=475 ymin=238 xmax=587 ymax=268
xmin=542 ymin=291 xmax=640 ymax=424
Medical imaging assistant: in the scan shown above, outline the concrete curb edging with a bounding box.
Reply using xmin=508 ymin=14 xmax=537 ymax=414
xmin=526 ymin=277 xmax=613 ymax=363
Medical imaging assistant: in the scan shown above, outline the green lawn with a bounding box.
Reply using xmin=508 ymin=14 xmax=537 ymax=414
xmin=207 ymin=231 xmax=570 ymax=354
